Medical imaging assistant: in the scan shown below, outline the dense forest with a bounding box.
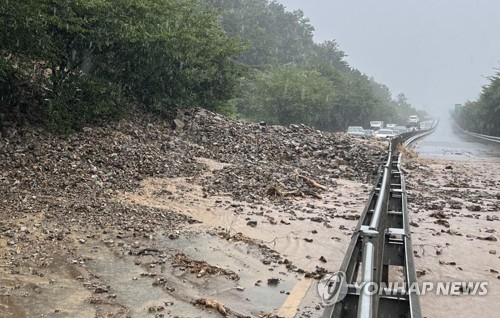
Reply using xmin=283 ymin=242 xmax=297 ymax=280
xmin=452 ymin=69 xmax=500 ymax=137
xmin=1 ymin=0 xmax=425 ymax=133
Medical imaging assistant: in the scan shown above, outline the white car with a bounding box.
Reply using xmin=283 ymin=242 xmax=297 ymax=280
xmin=374 ymin=129 xmax=397 ymax=139
xmin=346 ymin=126 xmax=365 ymax=137
xmin=408 ymin=115 xmax=419 ymax=123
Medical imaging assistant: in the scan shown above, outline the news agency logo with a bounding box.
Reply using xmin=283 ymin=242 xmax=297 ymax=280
xmin=317 ymin=271 xmax=489 ymax=305
xmin=317 ymin=271 xmax=348 ymax=305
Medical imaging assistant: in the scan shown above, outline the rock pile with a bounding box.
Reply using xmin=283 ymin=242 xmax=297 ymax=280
xmin=178 ymin=108 xmax=387 ymax=201
xmin=0 ymin=109 xmax=388 ymax=257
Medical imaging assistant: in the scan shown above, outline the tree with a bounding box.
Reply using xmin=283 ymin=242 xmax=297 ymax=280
xmin=239 ymin=65 xmax=333 ymax=127
xmin=203 ymin=0 xmax=429 ymax=131
xmin=1 ymin=0 xmax=245 ymax=132
xmin=455 ymin=69 xmax=500 ymax=136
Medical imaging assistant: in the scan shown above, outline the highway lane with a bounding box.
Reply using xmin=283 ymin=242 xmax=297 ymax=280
xmin=413 ymin=116 xmax=500 ymax=159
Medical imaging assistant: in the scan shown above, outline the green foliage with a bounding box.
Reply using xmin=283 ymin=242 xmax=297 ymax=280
xmin=2 ymin=0 xmax=428 ymax=133
xmin=454 ymin=70 xmax=500 ymax=136
xmin=43 ymin=75 xmax=127 ymax=133
xmin=205 ymin=0 xmax=315 ymax=68
xmin=205 ymin=0 xmax=427 ymax=131
xmin=1 ymin=0 xmax=244 ymax=132
xmin=91 ymin=0 xmax=244 ymax=111
xmin=239 ymin=65 xmax=333 ymax=127
xmin=0 ymin=57 xmax=43 ymax=126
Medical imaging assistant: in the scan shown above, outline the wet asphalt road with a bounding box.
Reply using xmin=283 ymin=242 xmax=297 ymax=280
xmin=413 ymin=117 xmax=500 ymax=159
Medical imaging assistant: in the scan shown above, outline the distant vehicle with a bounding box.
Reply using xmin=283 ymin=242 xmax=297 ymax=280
xmin=407 ymin=115 xmax=420 ymax=129
xmin=419 ymin=120 xmax=436 ymax=130
xmin=420 ymin=121 xmax=432 ymax=130
xmin=370 ymin=121 xmax=384 ymax=131
xmin=386 ymin=123 xmax=397 ymax=129
xmin=363 ymin=129 xmax=375 ymax=138
xmin=374 ymin=129 xmax=397 ymax=139
xmin=395 ymin=126 xmax=408 ymax=134
xmin=346 ymin=126 xmax=365 ymax=137
xmin=408 ymin=115 xmax=419 ymax=123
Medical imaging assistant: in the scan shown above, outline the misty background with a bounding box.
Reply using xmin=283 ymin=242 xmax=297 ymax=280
xmin=278 ymin=0 xmax=500 ymax=118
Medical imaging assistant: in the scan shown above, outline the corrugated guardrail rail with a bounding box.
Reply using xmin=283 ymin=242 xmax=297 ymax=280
xmin=322 ymin=123 xmax=437 ymax=318
xmin=451 ymin=118 xmax=500 ymax=144
xmin=466 ymin=131 xmax=500 ymax=143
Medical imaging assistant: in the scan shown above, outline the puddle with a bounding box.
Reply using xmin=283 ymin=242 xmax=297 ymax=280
xmin=80 ymin=233 xmax=295 ymax=317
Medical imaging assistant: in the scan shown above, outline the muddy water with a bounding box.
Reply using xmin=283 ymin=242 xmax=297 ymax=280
xmin=0 ymin=155 xmax=377 ymax=317
xmin=161 ymin=234 xmax=295 ymax=313
xmin=79 ymin=232 xmax=298 ymax=316
xmin=85 ymin=245 xmax=203 ymax=317
xmin=404 ymin=157 xmax=500 ymax=318
xmin=114 ymin=157 xmax=373 ymax=315
xmin=117 ymin=172 xmax=367 ymax=274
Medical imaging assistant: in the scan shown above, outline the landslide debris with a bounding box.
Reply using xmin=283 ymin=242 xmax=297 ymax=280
xmin=178 ymin=108 xmax=386 ymax=201
xmin=1 ymin=108 xmax=386 ymax=227
xmin=0 ymin=108 xmax=387 ymax=316
xmin=0 ymin=108 xmax=386 ymax=267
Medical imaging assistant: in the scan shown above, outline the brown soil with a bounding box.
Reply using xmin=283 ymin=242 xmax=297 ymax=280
xmin=404 ymin=156 xmax=500 ymax=318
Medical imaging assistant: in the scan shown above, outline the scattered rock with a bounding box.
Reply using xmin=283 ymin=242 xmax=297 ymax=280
xmin=267 ymin=278 xmax=280 ymax=286
xmin=467 ymin=205 xmax=481 ymax=212
xmin=246 ymin=221 xmax=257 ymax=227
xmin=435 ymin=219 xmax=450 ymax=227
xmin=449 ymin=201 xmax=462 ymax=209
xmin=430 ymin=211 xmax=448 ymax=219
xmin=478 ymin=235 xmax=497 ymax=242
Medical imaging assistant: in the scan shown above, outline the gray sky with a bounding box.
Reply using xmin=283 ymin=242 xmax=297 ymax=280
xmin=278 ymin=0 xmax=500 ymax=117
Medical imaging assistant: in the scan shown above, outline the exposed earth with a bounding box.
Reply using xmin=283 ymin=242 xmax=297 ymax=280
xmin=0 ymin=110 xmax=498 ymax=317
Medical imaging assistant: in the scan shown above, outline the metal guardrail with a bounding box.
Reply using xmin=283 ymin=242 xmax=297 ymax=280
xmin=451 ymin=118 xmax=500 ymax=144
xmin=402 ymin=120 xmax=439 ymax=146
xmin=464 ymin=131 xmax=500 ymax=143
xmin=322 ymin=127 xmax=433 ymax=318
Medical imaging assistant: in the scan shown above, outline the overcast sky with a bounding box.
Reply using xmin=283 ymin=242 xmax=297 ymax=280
xmin=278 ymin=0 xmax=500 ymax=117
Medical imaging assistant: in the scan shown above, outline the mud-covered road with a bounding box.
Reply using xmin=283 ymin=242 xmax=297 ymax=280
xmin=414 ymin=116 xmax=500 ymax=159
xmin=406 ymin=117 xmax=500 ymax=317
